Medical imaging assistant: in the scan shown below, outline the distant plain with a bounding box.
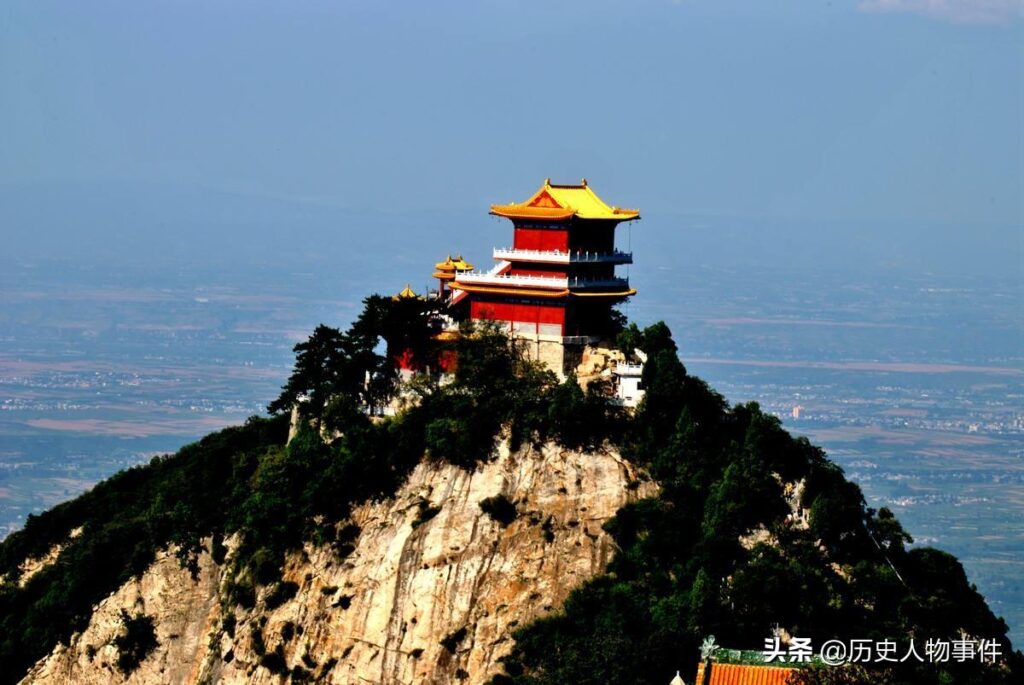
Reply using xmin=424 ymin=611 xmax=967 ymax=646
xmin=2 ymin=202 xmax=1020 ymax=640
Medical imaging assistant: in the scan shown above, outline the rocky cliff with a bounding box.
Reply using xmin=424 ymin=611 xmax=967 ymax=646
xmin=20 ymin=440 xmax=654 ymax=685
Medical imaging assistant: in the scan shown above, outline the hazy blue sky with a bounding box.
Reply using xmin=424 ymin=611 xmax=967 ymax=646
xmin=2 ymin=1 xmax=1021 ymax=274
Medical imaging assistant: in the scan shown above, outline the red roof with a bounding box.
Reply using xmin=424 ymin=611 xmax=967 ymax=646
xmin=695 ymin=662 xmax=796 ymax=685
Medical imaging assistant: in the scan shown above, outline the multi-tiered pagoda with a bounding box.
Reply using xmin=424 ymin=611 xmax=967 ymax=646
xmin=442 ymin=179 xmax=640 ymax=374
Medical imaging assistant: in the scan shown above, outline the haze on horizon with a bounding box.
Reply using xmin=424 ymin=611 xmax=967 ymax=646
xmin=1 ymin=0 xmax=1021 ymax=279
xmin=2 ymin=0 xmax=1023 ymax=643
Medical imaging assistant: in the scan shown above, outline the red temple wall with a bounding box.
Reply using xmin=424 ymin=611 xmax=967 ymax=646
xmin=513 ymin=227 xmax=569 ymax=252
xmin=470 ymin=299 xmax=565 ymax=334
xmin=512 ymin=223 xmax=621 ymax=254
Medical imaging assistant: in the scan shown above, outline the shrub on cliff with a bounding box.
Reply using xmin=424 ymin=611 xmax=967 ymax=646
xmin=479 ymin=495 xmax=518 ymax=526
xmin=113 ymin=610 xmax=158 ymax=675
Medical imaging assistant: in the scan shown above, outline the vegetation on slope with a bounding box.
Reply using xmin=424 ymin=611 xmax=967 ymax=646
xmin=0 ymin=296 xmax=616 ymax=682
xmin=0 ymin=297 xmax=1017 ymax=684
xmin=492 ymin=324 xmax=1021 ymax=685
xmin=0 ymin=415 xmax=287 ymax=680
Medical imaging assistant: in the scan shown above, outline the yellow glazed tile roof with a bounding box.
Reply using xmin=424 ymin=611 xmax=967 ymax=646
xmin=393 ymin=283 xmax=420 ymax=300
xmin=695 ymin=662 xmax=797 ymax=685
xmin=490 ymin=179 xmax=640 ymax=221
xmin=435 ymin=255 xmax=457 ymax=271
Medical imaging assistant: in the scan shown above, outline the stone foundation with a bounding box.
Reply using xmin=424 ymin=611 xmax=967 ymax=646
xmin=513 ymin=334 xmax=591 ymax=379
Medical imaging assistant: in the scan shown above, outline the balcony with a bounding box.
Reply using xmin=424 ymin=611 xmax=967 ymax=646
xmin=454 ymin=271 xmax=630 ymax=291
xmin=454 ymin=271 xmax=568 ymax=289
xmin=492 ymin=247 xmax=633 ymax=265
xmin=613 ymin=362 xmax=644 ymax=377
xmin=568 ymin=276 xmax=631 ymax=290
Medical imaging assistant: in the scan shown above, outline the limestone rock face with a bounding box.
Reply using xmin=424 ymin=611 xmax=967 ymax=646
xmin=20 ymin=441 xmax=654 ymax=685
xmin=20 ymin=543 xmax=224 ymax=684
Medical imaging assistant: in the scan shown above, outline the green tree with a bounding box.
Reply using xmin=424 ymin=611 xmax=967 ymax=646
xmin=616 ymin=323 xmax=645 ymax=361
xmin=808 ymin=485 xmax=866 ymax=553
xmin=640 ymin=321 xmax=677 ymax=357
xmin=350 ymin=294 xmax=442 ymax=370
xmin=636 ymin=349 xmax=688 ymax=448
xmin=268 ymin=325 xmax=348 ymax=419
xmin=866 ymin=507 xmax=913 ymax=554
xmin=687 ymin=568 xmax=720 ymax=636
xmin=548 ymin=373 xmax=588 ymax=447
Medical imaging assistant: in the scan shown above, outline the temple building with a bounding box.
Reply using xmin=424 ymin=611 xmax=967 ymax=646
xmin=442 ymin=179 xmax=640 ymax=375
xmin=432 ymin=255 xmax=474 ymax=299
xmin=692 ymin=661 xmax=795 ymax=685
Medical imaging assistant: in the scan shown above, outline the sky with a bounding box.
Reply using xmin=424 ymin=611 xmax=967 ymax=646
xmin=1 ymin=0 xmax=1021 ymax=275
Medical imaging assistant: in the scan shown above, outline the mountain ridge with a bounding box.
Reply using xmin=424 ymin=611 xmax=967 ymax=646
xmin=0 ymin=303 xmax=1018 ymax=684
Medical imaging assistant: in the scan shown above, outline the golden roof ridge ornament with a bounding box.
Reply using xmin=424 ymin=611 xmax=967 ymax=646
xmin=700 ymin=635 xmax=719 ymax=660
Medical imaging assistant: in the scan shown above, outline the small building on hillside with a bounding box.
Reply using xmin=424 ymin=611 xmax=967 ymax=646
xmin=612 ymin=348 xmax=647 ymax=408
xmin=683 ymin=638 xmax=798 ymax=685
xmin=693 ymin=661 xmax=796 ymax=684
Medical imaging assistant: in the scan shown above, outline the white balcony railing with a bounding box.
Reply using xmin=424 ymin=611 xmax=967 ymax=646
xmin=455 ymin=272 xmax=568 ymax=288
xmin=492 ymin=247 xmax=633 ymax=265
xmin=454 ymin=271 xmax=630 ymax=291
xmin=614 ymin=363 xmax=644 ymax=377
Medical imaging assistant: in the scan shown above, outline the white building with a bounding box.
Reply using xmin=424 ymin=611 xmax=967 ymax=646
xmin=612 ymin=349 xmax=647 ymax=408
